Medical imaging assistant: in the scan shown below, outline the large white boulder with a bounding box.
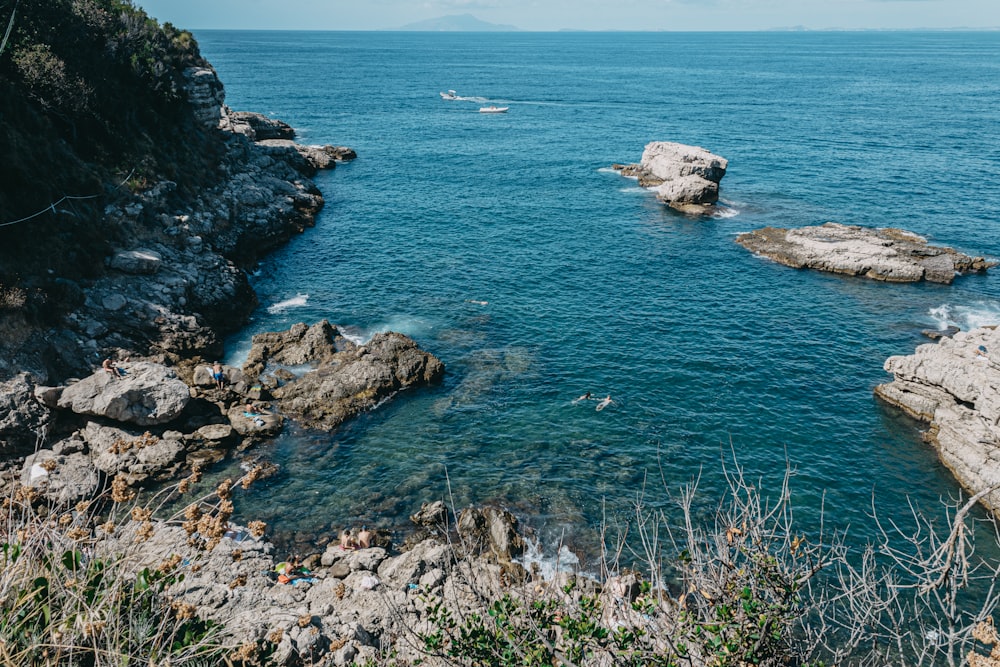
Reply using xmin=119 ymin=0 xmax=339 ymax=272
xmin=57 ymin=361 xmax=191 ymax=425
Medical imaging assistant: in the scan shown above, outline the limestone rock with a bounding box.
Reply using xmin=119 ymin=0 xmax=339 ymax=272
xmin=57 ymin=362 xmax=191 ymax=425
xmin=736 ymin=222 xmax=994 ymax=284
xmin=184 ymin=66 xmax=225 ymax=129
xmin=247 ymin=323 xmax=445 ymax=431
xmin=21 ymin=449 xmax=100 ymax=505
xmin=256 ymin=140 xmax=355 ymax=174
xmin=83 ymin=422 xmax=185 ymax=483
xmin=875 ymin=326 xmax=1000 ymax=515
xmin=192 ymin=363 xmax=246 ymax=388
xmin=228 ymin=111 xmax=295 ymax=140
xmin=613 ymin=141 xmax=728 ymax=214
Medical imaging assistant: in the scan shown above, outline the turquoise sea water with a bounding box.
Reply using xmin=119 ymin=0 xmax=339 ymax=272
xmin=193 ymin=31 xmax=1000 ymax=562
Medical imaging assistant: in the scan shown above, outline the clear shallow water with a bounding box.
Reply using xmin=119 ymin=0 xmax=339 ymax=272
xmin=192 ymin=31 xmax=1000 ymax=561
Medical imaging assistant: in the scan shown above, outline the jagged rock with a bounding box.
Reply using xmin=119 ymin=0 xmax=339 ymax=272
xmin=228 ymin=111 xmax=295 ymax=140
xmin=83 ymin=422 xmax=185 ymax=483
xmin=613 ymin=141 xmax=728 ymax=214
xmin=256 ymin=140 xmax=355 ymax=174
xmin=457 ymin=506 xmax=525 ymax=562
xmin=875 ymin=326 xmax=1000 ymax=515
xmin=20 ymin=449 xmax=100 ymax=505
xmin=56 ymin=362 xmax=191 ymax=426
xmin=192 ymin=363 xmax=246 ymax=388
xmin=243 ymin=320 xmax=341 ymax=378
xmin=247 ymin=323 xmax=444 ymax=431
xmin=410 ymin=500 xmax=448 ymax=528
xmin=184 ymin=66 xmax=225 ymax=129
xmin=736 ymin=222 xmax=994 ymax=284
xmin=1 ymin=373 xmax=51 ymax=457
xmin=109 ymin=249 xmax=163 ymax=275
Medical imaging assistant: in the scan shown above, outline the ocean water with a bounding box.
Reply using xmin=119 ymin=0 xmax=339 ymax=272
xmin=191 ymin=30 xmax=1000 ymax=563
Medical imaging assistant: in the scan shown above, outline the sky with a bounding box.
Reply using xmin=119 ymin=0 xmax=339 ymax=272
xmin=135 ymin=0 xmax=1000 ymax=32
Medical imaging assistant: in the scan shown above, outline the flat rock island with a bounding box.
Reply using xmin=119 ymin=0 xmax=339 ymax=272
xmin=735 ymin=222 xmax=994 ymax=284
xmin=613 ymin=141 xmax=728 ymax=214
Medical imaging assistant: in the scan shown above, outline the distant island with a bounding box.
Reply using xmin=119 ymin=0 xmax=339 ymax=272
xmin=399 ymin=13 xmax=520 ymax=32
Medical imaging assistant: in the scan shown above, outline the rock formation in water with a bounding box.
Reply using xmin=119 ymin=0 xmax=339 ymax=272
xmin=875 ymin=326 xmax=1000 ymax=515
xmin=613 ymin=141 xmax=728 ymax=214
xmin=736 ymin=222 xmax=994 ymax=284
xmin=243 ymin=320 xmax=445 ymax=431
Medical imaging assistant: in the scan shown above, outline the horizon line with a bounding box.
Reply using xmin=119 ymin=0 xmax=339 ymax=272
xmin=185 ymin=27 xmax=1000 ymax=33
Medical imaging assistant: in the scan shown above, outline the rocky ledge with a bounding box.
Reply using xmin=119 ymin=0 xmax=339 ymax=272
xmin=736 ymin=222 xmax=994 ymax=284
xmin=243 ymin=320 xmax=445 ymax=431
xmin=0 ymin=66 xmax=357 ymax=458
xmin=875 ymin=326 xmax=1000 ymax=515
xmin=16 ymin=321 xmax=442 ymax=507
xmin=79 ymin=500 xmax=643 ymax=667
xmin=612 ymin=141 xmax=728 ymax=214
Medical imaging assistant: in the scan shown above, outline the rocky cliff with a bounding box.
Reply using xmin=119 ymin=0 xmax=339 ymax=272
xmin=876 ymin=326 xmax=1000 ymax=515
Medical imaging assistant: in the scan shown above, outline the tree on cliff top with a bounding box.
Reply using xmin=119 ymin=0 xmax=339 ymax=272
xmin=0 ymin=0 xmax=222 ymax=283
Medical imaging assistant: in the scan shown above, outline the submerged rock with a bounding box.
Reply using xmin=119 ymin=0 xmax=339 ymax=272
xmin=875 ymin=326 xmax=1000 ymax=515
xmin=736 ymin=222 xmax=994 ymax=284
xmin=613 ymin=141 xmax=728 ymax=214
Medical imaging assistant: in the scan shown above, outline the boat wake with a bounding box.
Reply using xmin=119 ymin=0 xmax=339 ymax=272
xmin=928 ymin=302 xmax=1000 ymax=331
xmin=266 ymin=293 xmax=309 ymax=314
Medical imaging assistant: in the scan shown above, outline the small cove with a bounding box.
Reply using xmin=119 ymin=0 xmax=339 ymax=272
xmin=188 ymin=30 xmax=1000 ymax=566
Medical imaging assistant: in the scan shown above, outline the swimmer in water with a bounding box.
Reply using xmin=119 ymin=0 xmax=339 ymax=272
xmin=573 ymin=392 xmax=592 ymax=403
xmin=596 ymin=395 xmax=613 ymax=411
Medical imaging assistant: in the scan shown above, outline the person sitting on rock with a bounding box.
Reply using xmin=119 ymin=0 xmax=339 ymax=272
xmin=339 ymin=528 xmax=358 ymax=550
xmin=212 ymin=361 xmax=226 ymax=389
xmin=357 ymin=525 xmax=373 ymax=549
xmin=102 ymin=357 xmax=127 ymax=379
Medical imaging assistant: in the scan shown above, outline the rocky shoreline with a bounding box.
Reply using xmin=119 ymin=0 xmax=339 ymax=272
xmin=876 ymin=326 xmax=1000 ymax=515
xmin=0 ymin=64 xmax=358 ymax=459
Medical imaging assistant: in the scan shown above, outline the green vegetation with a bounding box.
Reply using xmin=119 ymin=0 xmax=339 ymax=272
xmin=0 ymin=0 xmax=223 ymax=305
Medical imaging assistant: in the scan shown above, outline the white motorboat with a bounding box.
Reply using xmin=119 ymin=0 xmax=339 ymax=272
xmin=440 ymin=90 xmax=459 ymax=100
xmin=479 ymin=105 xmax=509 ymax=114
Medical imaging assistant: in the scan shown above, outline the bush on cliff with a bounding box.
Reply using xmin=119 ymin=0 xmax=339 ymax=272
xmin=0 ymin=0 xmax=223 ymax=292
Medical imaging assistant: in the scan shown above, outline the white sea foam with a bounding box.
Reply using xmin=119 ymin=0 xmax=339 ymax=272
xmin=516 ymin=538 xmax=583 ymax=581
xmin=619 ymin=186 xmax=648 ymax=194
xmin=928 ymin=302 xmax=1000 ymax=331
xmin=339 ymin=315 xmax=434 ymax=345
xmin=711 ymin=204 xmax=740 ymax=219
xmin=266 ymin=294 xmax=309 ymax=314
xmin=596 ymin=167 xmax=620 ymax=174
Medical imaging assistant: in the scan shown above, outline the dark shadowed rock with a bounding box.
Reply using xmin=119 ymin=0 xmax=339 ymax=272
xmin=457 ymin=506 xmax=525 ymax=563
xmin=736 ymin=223 xmax=994 ymax=284
xmin=0 ymin=373 xmax=51 ymax=457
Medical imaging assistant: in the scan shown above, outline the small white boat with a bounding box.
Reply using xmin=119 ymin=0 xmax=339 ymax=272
xmin=479 ymin=105 xmax=509 ymax=114
xmin=440 ymin=90 xmax=459 ymax=100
